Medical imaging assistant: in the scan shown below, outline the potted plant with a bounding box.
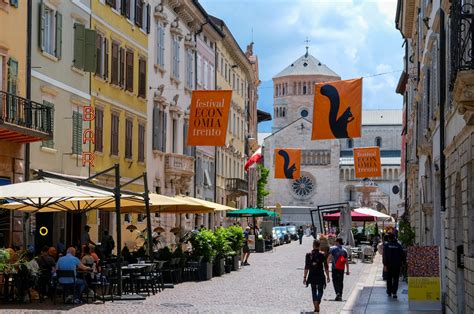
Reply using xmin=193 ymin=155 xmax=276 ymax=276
xmin=227 ymin=226 xmax=244 ymax=271
xmin=213 ymin=227 xmax=231 ymax=276
xmin=189 ymin=229 xmax=216 ymax=281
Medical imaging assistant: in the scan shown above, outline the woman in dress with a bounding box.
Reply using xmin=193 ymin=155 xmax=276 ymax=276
xmin=303 ymin=240 xmax=330 ymax=313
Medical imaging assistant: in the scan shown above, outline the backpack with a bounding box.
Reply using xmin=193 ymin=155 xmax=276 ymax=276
xmin=335 ymin=254 xmax=347 ymax=270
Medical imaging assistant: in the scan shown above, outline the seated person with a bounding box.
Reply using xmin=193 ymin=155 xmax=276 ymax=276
xmin=81 ymin=246 xmax=95 ymax=266
xmin=56 ymin=247 xmax=92 ymax=304
xmin=37 ymin=246 xmax=56 ymax=273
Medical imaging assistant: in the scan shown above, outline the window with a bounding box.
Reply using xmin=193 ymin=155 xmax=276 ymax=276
xmin=41 ymin=100 xmax=55 ymax=148
xmin=183 ymin=120 xmax=192 ymax=156
xmin=135 ymin=0 xmax=143 ymax=28
xmin=204 ymin=60 xmax=209 ymax=89
xmin=73 ymin=24 xmax=96 ymax=71
xmin=126 ymin=50 xmax=133 ymax=92
xmin=95 ymin=108 xmax=104 ymax=152
xmin=95 ymin=34 xmax=108 ymax=80
xmin=111 ymin=42 xmax=119 ymax=85
xmin=172 ymin=118 xmax=178 ymax=153
xmin=125 ymin=118 xmax=133 ymax=159
xmin=197 ymin=55 xmax=202 ymax=86
xmin=347 ymin=139 xmax=353 ymax=148
xmin=138 ymin=57 xmax=146 ymax=98
xmin=111 ymin=113 xmax=119 ymax=156
xmin=39 ymin=4 xmax=62 ymax=58
xmin=171 ymin=35 xmax=180 ymax=79
xmin=303 ymin=85 xmax=307 ymax=94
xmin=186 ymin=49 xmax=193 ymax=89
xmin=375 ymin=137 xmax=382 ymax=147
xmin=156 ymin=22 xmax=165 ymax=67
xmin=300 ymin=109 xmax=308 ymax=117
xmin=152 ymin=107 xmax=167 ymax=152
xmin=122 ymin=0 xmax=131 ymax=19
xmin=119 ymin=47 xmax=125 ymax=87
xmin=237 ymin=78 xmax=240 ymax=94
xmin=72 ymin=111 xmax=83 ymax=155
xmin=138 ymin=123 xmax=145 ymax=162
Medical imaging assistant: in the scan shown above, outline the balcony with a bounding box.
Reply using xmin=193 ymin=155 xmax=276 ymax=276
xmin=450 ymin=1 xmax=474 ymax=123
xmin=226 ymin=178 xmax=248 ymax=197
xmin=164 ymin=153 xmax=194 ymax=178
xmin=0 ymin=91 xmax=53 ymax=143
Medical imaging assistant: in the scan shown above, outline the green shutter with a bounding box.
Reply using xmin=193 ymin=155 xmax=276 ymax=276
xmin=39 ymin=0 xmax=45 ymax=51
xmin=72 ymin=111 xmax=83 ymax=155
xmin=84 ymin=29 xmax=97 ymax=72
xmin=73 ymin=23 xmax=85 ymax=69
xmin=42 ymin=101 xmax=54 ymax=148
xmin=55 ymin=12 xmax=62 ymax=59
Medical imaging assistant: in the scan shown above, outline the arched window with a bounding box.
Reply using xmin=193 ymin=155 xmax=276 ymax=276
xmin=375 ymin=137 xmax=382 ymax=147
xmin=283 ymin=108 xmax=286 ymax=117
xmin=347 ymin=139 xmax=353 ymax=148
xmin=300 ymin=109 xmax=308 ymax=118
xmin=303 ymin=84 xmax=307 ymax=95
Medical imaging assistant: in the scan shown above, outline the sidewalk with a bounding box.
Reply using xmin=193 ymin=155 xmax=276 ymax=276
xmin=341 ymin=254 xmax=441 ymax=314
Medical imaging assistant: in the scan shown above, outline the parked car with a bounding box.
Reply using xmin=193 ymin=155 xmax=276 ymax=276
xmin=286 ymin=225 xmax=298 ymax=240
xmin=275 ymin=226 xmax=291 ymax=244
xmin=272 ymin=227 xmax=285 ymax=245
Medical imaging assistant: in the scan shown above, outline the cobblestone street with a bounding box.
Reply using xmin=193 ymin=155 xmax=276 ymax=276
xmin=3 ymin=237 xmax=375 ymax=313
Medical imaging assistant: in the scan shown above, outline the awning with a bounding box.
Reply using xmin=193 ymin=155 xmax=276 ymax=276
xmin=323 ymin=211 xmax=375 ymax=222
xmin=226 ymin=207 xmax=277 ymax=217
xmin=174 ymin=195 xmax=235 ymax=212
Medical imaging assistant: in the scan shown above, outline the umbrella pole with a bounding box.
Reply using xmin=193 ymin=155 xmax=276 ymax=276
xmin=114 ymin=164 xmax=123 ymax=296
xmin=143 ymin=173 xmax=153 ymax=261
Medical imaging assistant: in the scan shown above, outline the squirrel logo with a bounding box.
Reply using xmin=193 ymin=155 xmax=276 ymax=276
xmin=278 ymin=149 xmax=297 ymax=179
xmin=320 ymin=84 xmax=355 ymax=138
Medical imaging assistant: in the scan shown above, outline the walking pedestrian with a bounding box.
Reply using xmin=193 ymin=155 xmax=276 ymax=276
xmin=242 ymin=226 xmax=252 ymax=266
xmin=378 ymin=234 xmax=388 ymax=280
xmin=100 ymin=230 xmax=115 ymax=258
xmin=327 ymin=238 xmax=350 ymax=301
xmin=303 ymin=240 xmax=330 ymax=313
xmin=383 ymin=233 xmax=405 ymax=298
xmin=298 ymin=226 xmax=304 ymax=245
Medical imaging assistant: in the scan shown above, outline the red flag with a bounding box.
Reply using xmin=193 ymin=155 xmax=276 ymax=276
xmin=245 ymin=148 xmax=263 ymax=171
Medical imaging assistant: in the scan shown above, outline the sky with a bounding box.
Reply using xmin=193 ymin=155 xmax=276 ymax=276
xmin=200 ymin=0 xmax=405 ymax=132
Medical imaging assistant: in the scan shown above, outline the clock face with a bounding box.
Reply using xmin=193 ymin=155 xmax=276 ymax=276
xmin=290 ymin=173 xmax=315 ymax=199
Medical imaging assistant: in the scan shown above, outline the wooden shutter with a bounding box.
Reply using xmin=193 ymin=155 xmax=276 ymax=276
xmin=152 ymin=107 xmax=159 ymax=150
xmin=106 ymin=0 xmax=115 ymax=6
xmin=95 ymin=108 xmax=103 ymax=152
xmin=138 ymin=58 xmax=146 ymax=98
xmin=42 ymin=100 xmax=54 ymax=148
xmin=135 ymin=0 xmax=142 ymax=27
xmin=125 ymin=0 xmax=131 ymax=18
xmin=84 ymin=29 xmax=97 ymax=72
xmin=162 ymin=111 xmax=167 ymax=152
xmin=121 ymin=0 xmax=127 ymax=16
xmin=126 ymin=50 xmax=133 ymax=92
xmin=95 ymin=34 xmax=102 ymax=76
xmin=55 ymin=12 xmax=62 ymax=59
xmin=39 ymin=0 xmax=45 ymax=51
xmin=73 ymin=24 xmax=85 ymax=69
xmin=111 ymin=113 xmax=119 ymax=155
xmin=125 ymin=119 xmax=132 ymax=159
xmin=111 ymin=42 xmax=119 ymax=85
xmin=104 ymin=38 xmax=109 ymax=80
xmin=72 ymin=111 xmax=83 ymax=155
xmin=138 ymin=124 xmax=145 ymax=162
xmin=146 ymin=4 xmax=150 ymax=34
xmin=119 ymin=47 xmax=125 ymax=88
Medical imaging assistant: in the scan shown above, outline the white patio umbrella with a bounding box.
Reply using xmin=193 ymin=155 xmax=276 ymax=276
xmin=338 ymin=206 xmax=355 ymax=247
xmin=353 ymin=207 xmax=393 ymax=221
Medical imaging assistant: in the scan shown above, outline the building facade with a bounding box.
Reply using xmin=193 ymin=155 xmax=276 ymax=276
xmin=211 ymin=16 xmax=257 ymax=226
xmin=396 ymin=0 xmax=474 ymax=312
xmin=30 ymin=0 xmax=91 ymax=249
xmin=0 ymin=0 xmax=53 ymax=248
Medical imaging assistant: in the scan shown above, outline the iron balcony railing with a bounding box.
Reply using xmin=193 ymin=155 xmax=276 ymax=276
xmin=226 ymin=178 xmax=248 ymax=194
xmin=450 ymin=1 xmax=474 ymax=89
xmin=0 ymin=90 xmax=54 ymax=136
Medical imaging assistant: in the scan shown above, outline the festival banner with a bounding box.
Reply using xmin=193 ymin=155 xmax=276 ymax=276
xmin=274 ymin=149 xmax=301 ymax=179
xmin=353 ymin=147 xmax=381 ymax=178
xmin=312 ymin=78 xmax=362 ymax=140
xmin=407 ymin=246 xmax=441 ymax=311
xmin=187 ymin=90 xmax=232 ymax=146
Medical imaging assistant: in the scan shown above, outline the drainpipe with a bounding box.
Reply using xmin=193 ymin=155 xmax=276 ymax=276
xmin=23 ymin=0 xmax=33 ymax=249
xmin=404 ymin=38 xmax=409 ymax=219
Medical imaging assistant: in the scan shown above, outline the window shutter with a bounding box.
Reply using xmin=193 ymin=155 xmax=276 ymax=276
xmin=42 ymin=100 xmax=55 ymax=148
xmin=104 ymin=38 xmax=109 ymax=80
xmin=111 ymin=42 xmax=118 ymax=85
xmin=126 ymin=50 xmax=133 ymax=92
xmin=146 ymin=4 xmax=150 ymax=34
xmin=39 ymin=0 xmax=45 ymax=51
xmin=72 ymin=111 xmax=83 ymax=155
xmin=55 ymin=12 xmax=62 ymax=59
xmin=95 ymin=108 xmax=103 ymax=152
xmin=135 ymin=0 xmax=140 ymax=26
xmin=152 ymin=107 xmax=159 ymax=150
xmin=84 ymin=29 xmax=97 ymax=72
xmin=162 ymin=111 xmax=167 ymax=152
xmin=121 ymin=0 xmax=127 ymax=16
xmin=95 ymin=34 xmax=102 ymax=75
xmin=138 ymin=58 xmax=146 ymax=98
xmin=73 ymin=24 xmax=85 ymax=69
xmin=106 ymin=0 xmax=114 ymax=6
xmin=119 ymin=47 xmax=125 ymax=88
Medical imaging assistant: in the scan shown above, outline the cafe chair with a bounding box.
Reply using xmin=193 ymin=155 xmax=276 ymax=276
xmin=53 ymin=270 xmax=77 ymax=304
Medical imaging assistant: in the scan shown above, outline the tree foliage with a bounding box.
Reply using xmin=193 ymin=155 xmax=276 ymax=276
xmin=257 ymin=164 xmax=270 ymax=208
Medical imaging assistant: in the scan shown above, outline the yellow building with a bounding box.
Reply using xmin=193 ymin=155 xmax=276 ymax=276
xmin=89 ymin=0 xmax=150 ymax=246
xmin=0 ymin=0 xmax=53 ymax=247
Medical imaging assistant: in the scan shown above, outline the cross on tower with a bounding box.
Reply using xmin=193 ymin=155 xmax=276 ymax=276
xmin=304 ymin=37 xmax=310 ymax=57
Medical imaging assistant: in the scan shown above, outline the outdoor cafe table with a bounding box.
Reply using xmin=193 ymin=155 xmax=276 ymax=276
xmin=121 ymin=264 xmax=149 ymax=294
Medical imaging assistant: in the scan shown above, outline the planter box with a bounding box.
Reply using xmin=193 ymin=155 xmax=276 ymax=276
xmin=255 ymin=239 xmax=265 ymax=253
xmin=199 ymin=261 xmax=213 ymax=281
xmin=224 ymin=259 xmax=232 ymax=273
xmin=213 ymin=258 xmax=225 ymax=277
xmin=232 ymin=255 xmax=240 ymax=271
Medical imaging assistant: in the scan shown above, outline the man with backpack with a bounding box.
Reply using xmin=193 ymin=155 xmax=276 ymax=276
xmin=327 ymin=238 xmax=350 ymax=301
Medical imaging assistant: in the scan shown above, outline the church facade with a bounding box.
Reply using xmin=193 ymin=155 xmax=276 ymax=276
xmin=261 ymin=52 xmax=402 ymax=226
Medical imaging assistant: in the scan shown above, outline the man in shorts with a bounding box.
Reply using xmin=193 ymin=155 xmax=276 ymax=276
xmin=242 ymin=226 xmax=252 ymax=266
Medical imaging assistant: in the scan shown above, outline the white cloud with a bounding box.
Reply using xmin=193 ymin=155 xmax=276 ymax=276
xmin=376 ymin=0 xmax=398 ymax=27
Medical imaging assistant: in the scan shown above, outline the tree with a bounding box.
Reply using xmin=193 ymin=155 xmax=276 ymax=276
xmin=257 ymin=164 xmax=270 ymax=208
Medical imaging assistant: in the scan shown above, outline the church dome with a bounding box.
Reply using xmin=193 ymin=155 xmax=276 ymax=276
xmin=273 ymin=53 xmax=340 ymax=79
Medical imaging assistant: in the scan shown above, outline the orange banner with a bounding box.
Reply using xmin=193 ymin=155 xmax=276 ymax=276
xmin=312 ymin=78 xmax=362 ymax=140
xmin=274 ymin=149 xmax=301 ymax=179
xmin=353 ymin=147 xmax=381 ymax=178
xmin=187 ymin=90 xmax=232 ymax=146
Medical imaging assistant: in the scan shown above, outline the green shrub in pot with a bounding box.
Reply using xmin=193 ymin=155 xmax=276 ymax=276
xmin=227 ymin=225 xmax=244 ymax=254
xmin=190 ymin=229 xmax=216 ymax=263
